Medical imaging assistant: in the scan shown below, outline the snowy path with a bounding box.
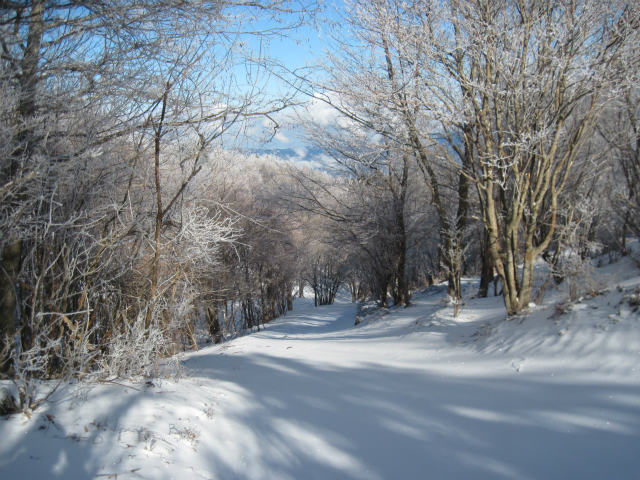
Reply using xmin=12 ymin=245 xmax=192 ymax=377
xmin=2 ymin=283 xmax=640 ymax=479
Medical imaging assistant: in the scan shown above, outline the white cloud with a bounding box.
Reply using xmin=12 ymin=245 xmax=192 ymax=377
xmin=302 ymin=95 xmax=341 ymax=126
xmin=274 ymin=130 xmax=290 ymax=144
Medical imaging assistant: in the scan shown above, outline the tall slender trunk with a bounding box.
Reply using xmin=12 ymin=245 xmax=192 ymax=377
xmin=18 ymin=0 xmax=44 ymax=122
xmin=396 ymin=154 xmax=410 ymax=306
xmin=478 ymin=229 xmax=494 ymax=298
xmin=0 ymin=242 xmax=22 ymax=369
xmin=287 ymin=289 xmax=293 ymax=311
xmin=145 ymin=83 xmax=170 ymax=329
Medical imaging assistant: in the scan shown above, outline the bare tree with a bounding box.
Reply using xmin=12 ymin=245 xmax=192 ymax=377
xmin=597 ymin=84 xmax=640 ymax=247
xmin=295 ymin=0 xmax=472 ymax=311
xmin=0 ymin=0 xmax=317 ymax=385
xmin=384 ymin=0 xmax=639 ymax=314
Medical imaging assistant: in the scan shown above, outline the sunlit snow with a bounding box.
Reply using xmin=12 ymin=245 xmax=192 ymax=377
xmin=2 ymin=256 xmax=640 ymax=479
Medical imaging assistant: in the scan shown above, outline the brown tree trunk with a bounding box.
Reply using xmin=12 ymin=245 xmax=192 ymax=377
xmin=145 ymin=83 xmax=170 ymax=329
xmin=478 ymin=230 xmax=493 ymax=298
xmin=395 ymin=153 xmax=410 ymax=307
xmin=287 ymin=290 xmax=293 ymax=311
xmin=206 ymin=305 xmax=222 ymax=344
xmin=0 ymin=242 xmax=21 ymax=371
xmin=18 ymin=0 xmax=44 ymax=121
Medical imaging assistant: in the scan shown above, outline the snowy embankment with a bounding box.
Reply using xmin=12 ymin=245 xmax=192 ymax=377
xmin=2 ymin=258 xmax=640 ymax=479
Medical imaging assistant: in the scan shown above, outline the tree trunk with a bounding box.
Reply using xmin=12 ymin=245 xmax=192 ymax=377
xmin=287 ymin=289 xmax=293 ymax=311
xmin=394 ymin=153 xmax=410 ymax=306
xmin=145 ymin=83 xmax=170 ymax=329
xmin=478 ymin=230 xmax=493 ymax=298
xmin=18 ymin=0 xmax=44 ymax=121
xmin=350 ymin=280 xmax=357 ymax=303
xmin=447 ymin=128 xmax=472 ymax=312
xmin=0 ymin=242 xmax=21 ymax=371
xmin=395 ymin=243 xmax=409 ymax=307
xmin=206 ymin=305 xmax=222 ymax=344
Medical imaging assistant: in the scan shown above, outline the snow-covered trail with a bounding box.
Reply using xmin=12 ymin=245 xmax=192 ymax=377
xmin=181 ymin=293 xmax=640 ymax=480
xmin=2 ymin=283 xmax=640 ymax=479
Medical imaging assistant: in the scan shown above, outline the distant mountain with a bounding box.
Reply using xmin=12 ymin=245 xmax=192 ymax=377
xmin=245 ymin=145 xmax=333 ymax=171
xmin=247 ymin=146 xmax=324 ymax=160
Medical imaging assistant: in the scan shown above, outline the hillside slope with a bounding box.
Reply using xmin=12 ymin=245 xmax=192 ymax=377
xmin=1 ymin=258 xmax=640 ymax=479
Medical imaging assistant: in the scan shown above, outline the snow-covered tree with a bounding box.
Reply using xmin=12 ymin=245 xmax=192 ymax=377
xmin=354 ymin=0 xmax=640 ymax=314
xmin=0 ymin=0 xmax=316 ymax=382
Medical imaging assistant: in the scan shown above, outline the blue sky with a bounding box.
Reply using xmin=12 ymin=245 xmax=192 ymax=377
xmin=230 ymin=1 xmax=345 ymax=153
xmin=262 ymin=1 xmax=343 ymax=69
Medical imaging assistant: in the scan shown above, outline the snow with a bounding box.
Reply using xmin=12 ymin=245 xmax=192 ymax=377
xmin=2 ymin=258 xmax=640 ymax=479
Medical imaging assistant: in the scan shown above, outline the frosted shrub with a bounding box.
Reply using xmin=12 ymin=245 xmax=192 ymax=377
xmin=558 ymin=252 xmax=603 ymax=301
xmin=98 ymin=314 xmax=168 ymax=380
xmin=1 ymin=314 xmax=97 ymax=414
xmin=173 ymin=206 xmax=237 ymax=272
xmin=3 ymin=331 xmax=62 ymax=413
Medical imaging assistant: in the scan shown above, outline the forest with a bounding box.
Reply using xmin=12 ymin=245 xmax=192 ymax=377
xmin=1 ymin=0 xmax=639 ymax=417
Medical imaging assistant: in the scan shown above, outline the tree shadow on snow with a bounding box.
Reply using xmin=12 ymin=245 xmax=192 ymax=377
xmin=2 ymin=349 xmax=639 ymax=479
xmin=187 ymin=351 xmax=640 ymax=480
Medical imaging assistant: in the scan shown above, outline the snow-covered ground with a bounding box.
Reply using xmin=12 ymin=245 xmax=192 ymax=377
xmin=2 ymin=257 xmax=640 ymax=479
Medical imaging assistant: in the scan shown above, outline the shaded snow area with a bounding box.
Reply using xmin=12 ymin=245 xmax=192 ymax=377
xmin=2 ymin=260 xmax=640 ymax=479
